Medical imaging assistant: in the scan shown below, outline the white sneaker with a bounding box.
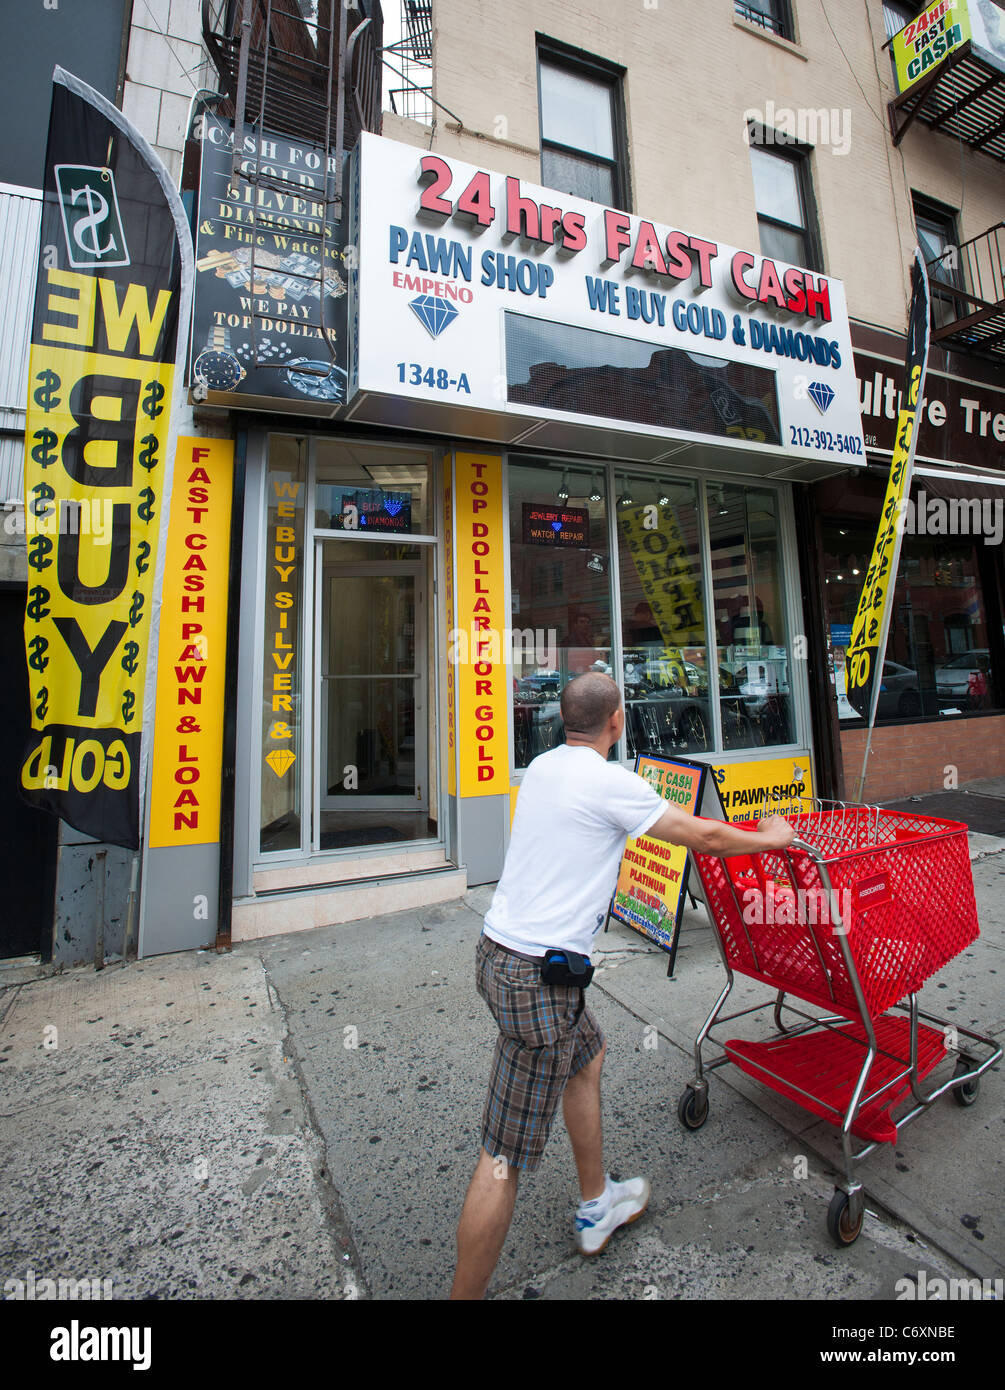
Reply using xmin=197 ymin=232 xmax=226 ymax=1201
xmin=574 ymin=1175 xmax=651 ymax=1256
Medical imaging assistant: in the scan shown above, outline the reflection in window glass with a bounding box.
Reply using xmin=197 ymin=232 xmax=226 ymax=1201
xmin=707 ymin=485 xmax=794 ymax=748
xmin=617 ymin=477 xmax=711 ymax=758
xmin=750 ymin=145 xmax=813 ymax=269
xmin=736 ymin=0 xmax=791 ymax=39
xmin=823 ymin=522 xmax=999 ymax=722
xmin=508 ymin=459 xmax=611 ymax=768
xmin=541 ymin=147 xmax=615 ymax=206
xmin=750 ymin=146 xmax=803 ymax=226
xmin=315 ymin=441 xmax=430 ymax=534
xmin=539 ymin=60 xmax=615 ymax=158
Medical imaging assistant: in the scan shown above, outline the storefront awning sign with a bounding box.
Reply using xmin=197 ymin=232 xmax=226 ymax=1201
xmin=347 ymin=134 xmax=866 ymax=470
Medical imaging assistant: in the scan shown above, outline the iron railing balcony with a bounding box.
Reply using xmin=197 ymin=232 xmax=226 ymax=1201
xmin=201 ymin=0 xmax=382 ymax=158
xmin=926 ymin=223 xmax=1005 ymax=362
xmin=734 ymin=2 xmax=790 ymax=39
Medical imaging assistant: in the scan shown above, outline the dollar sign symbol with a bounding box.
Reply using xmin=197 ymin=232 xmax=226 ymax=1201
xmin=71 ymin=184 xmax=113 ymax=258
xmin=137 ymin=487 xmax=155 ymax=523
xmin=137 ymin=434 xmax=159 ymax=471
xmin=28 ymin=534 xmax=53 ymax=571
xmin=121 ymin=640 xmax=139 ymax=676
xmin=121 ymin=689 xmax=135 ymax=724
xmin=33 ymin=369 xmax=61 ymax=412
xmin=129 ymin=591 xmax=144 ymax=627
xmin=36 ymin=687 xmax=49 ymax=722
xmin=31 ymin=428 xmax=59 ymax=467
xmin=26 ymin=585 xmax=50 ymax=622
xmin=31 ymin=481 xmax=56 ymax=518
xmin=28 ymin=635 xmax=49 ymax=671
xmin=135 ymin=540 xmax=150 ymax=575
xmin=142 ymin=381 xmax=165 ymax=419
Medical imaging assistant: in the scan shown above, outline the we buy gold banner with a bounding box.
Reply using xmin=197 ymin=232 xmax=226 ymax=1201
xmin=19 ymin=69 xmax=192 ymax=848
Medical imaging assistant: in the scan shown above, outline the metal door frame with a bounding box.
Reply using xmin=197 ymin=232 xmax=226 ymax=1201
xmin=313 ymin=547 xmax=429 ymax=842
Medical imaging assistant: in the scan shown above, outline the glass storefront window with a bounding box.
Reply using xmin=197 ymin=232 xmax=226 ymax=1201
xmin=707 ymin=484 xmax=795 ymax=749
xmin=508 ymin=459 xmax=612 ymax=768
xmin=507 ymin=461 xmax=800 ymax=771
xmin=260 ymin=435 xmax=307 ymax=854
xmin=315 ymin=440 xmax=431 ymax=534
xmin=823 ymin=522 xmax=1000 ymax=722
xmin=617 ymin=476 xmax=712 ymax=758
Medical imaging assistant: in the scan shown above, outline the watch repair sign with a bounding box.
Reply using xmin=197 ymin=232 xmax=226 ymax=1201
xmin=20 ymin=69 xmax=192 ymax=850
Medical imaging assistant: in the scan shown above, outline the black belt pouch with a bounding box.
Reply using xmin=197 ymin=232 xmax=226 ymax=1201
xmin=540 ymin=949 xmax=594 ymax=988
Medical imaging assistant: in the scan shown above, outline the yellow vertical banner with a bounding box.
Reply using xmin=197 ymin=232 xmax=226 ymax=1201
xmin=444 ymin=461 xmax=457 ymax=798
xmin=453 ymin=452 xmax=510 ymax=798
xmin=618 ymin=501 xmax=704 ymax=650
xmin=845 ymin=252 xmax=929 ymax=728
xmin=148 ymin=438 xmax=233 ymax=846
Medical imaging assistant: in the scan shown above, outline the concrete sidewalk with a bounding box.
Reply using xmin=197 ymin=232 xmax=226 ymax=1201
xmin=884 ymin=776 xmax=1005 ymax=860
xmin=2 ymin=845 xmax=1002 ymax=1300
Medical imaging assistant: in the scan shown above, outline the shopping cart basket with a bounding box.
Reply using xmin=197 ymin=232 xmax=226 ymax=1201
xmin=679 ymin=800 xmax=1001 ymax=1246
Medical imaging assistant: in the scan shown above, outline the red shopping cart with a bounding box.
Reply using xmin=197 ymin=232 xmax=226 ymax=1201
xmin=680 ymin=800 xmax=1002 ymax=1246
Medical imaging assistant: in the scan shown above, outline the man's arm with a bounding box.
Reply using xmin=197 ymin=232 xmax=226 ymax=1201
xmin=647 ymin=804 xmax=795 ymax=856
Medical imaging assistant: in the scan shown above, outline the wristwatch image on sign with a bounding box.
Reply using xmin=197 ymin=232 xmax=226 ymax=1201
xmin=285 ymin=356 xmax=347 ymax=402
xmin=193 ymin=326 xmax=247 ymax=392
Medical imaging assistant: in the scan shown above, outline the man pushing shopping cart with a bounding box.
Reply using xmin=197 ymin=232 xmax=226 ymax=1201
xmin=450 ymin=671 xmax=795 ymax=1300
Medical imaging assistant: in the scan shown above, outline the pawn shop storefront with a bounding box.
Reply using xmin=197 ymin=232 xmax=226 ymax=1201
xmin=225 ymin=433 xmax=828 ymax=944
xmin=202 ymin=132 xmax=869 ymax=946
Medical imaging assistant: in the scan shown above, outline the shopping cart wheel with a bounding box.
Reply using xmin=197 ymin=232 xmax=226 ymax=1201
xmin=951 ymin=1058 xmax=980 ymax=1107
xmin=677 ymin=1086 xmax=709 ymax=1130
xmin=827 ymin=1189 xmax=864 ymax=1247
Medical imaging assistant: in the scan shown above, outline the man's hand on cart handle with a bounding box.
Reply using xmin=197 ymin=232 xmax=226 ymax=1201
xmin=751 ymin=814 xmax=797 ymax=852
xmin=648 ymin=806 xmax=796 ymax=856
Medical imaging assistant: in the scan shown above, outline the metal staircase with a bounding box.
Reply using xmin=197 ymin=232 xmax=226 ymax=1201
xmin=201 ymin=0 xmax=382 ymax=375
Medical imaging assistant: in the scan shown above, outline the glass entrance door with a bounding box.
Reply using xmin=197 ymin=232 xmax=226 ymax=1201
xmin=317 ymin=552 xmax=429 ymax=848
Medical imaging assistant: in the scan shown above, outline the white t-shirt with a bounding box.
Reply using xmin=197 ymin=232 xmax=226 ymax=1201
xmin=483 ymin=744 xmax=668 ymax=959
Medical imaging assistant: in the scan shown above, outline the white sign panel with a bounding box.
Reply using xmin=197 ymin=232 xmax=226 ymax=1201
xmin=350 ymin=133 xmax=866 ymax=466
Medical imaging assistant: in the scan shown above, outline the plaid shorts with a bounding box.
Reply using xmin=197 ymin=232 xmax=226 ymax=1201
xmin=476 ymin=933 xmax=605 ymax=1172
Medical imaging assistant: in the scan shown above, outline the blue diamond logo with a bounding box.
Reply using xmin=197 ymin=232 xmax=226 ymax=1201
xmin=808 ymin=381 xmax=835 ymax=414
xmin=409 ymin=294 xmax=459 ymax=339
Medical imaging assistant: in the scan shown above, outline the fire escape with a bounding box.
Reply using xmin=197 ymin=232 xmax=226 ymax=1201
xmin=384 ymin=1 xmax=433 ymax=123
xmin=887 ymin=6 xmax=1005 ymax=362
xmin=200 ymin=0 xmax=383 ymax=373
xmin=925 ymin=225 xmax=1005 ymax=362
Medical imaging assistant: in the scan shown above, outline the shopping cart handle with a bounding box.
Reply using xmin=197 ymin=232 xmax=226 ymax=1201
xmin=788 ymin=837 xmax=822 ymax=860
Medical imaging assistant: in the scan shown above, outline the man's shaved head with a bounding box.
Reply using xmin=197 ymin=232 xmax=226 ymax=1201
xmin=560 ymin=672 xmax=622 ymax=737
